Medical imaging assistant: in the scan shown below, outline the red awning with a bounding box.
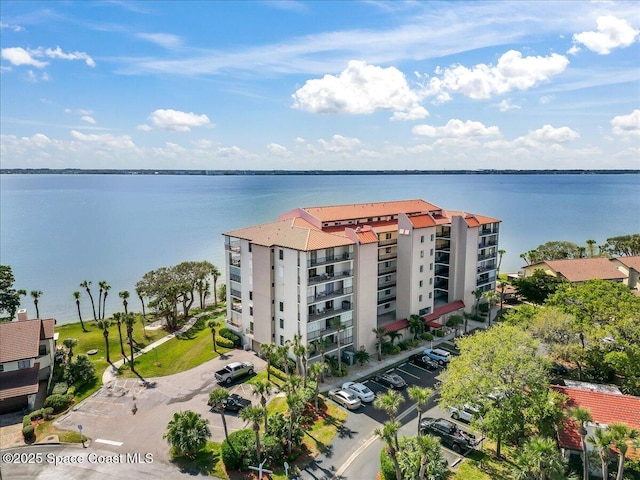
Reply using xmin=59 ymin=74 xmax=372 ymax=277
xmin=426 ymin=320 xmax=444 ymax=328
xmin=423 ymin=300 xmax=465 ymax=322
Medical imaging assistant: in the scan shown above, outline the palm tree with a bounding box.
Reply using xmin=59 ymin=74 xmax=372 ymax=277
xmin=588 ymin=427 xmax=615 ymax=480
xmin=497 ymin=249 xmax=506 ymax=277
xmin=472 ymin=288 xmax=483 ymax=316
xmin=251 ymin=379 xmax=273 ymax=433
xmin=96 ymin=319 xmax=112 ymax=363
xmin=512 ymin=435 xmax=565 ymax=480
xmin=311 ymin=337 xmax=330 ymax=382
xmin=276 ymin=342 xmax=291 ymax=376
xmin=329 ymin=317 xmax=344 ymax=374
xmin=285 ymin=392 xmax=305 ymax=457
xmin=415 ymin=434 xmax=444 ymax=480
xmin=119 ymin=290 xmax=130 ymax=315
xmin=100 ymin=281 xmax=111 ymax=319
xmin=81 ymin=280 xmax=97 ymax=320
xmin=408 ymin=386 xmax=433 ymax=435
xmin=97 ymin=281 xmax=105 ymax=319
xmin=372 ymin=327 xmax=388 ymax=361
xmin=446 ymin=314 xmax=464 ymax=338
xmin=308 ymin=362 xmax=328 ymax=409
xmin=374 ymin=390 xmax=402 ymax=449
xmin=292 ymin=333 xmax=305 ymax=379
xmin=62 ymin=338 xmax=78 ymax=364
xmin=408 ymin=314 xmax=424 ymax=340
xmin=163 ymin=410 xmax=211 ymax=458
xmin=208 ymin=388 xmax=231 ymax=442
xmin=387 ymin=330 xmax=402 ymax=346
xmin=124 ymin=313 xmax=137 ymax=370
xmin=609 ymin=422 xmax=640 ymax=480
xmin=211 ymin=265 xmax=221 ymax=306
xmin=240 ymin=405 xmax=265 ymax=463
xmin=30 ymin=290 xmax=43 ymax=318
xmin=586 ymin=239 xmax=597 ymax=258
xmin=207 ymin=319 xmax=218 ymax=353
xmin=259 ymin=343 xmax=276 ymax=382
xmin=112 ymin=312 xmax=127 ymax=363
xmin=135 ymin=286 xmax=146 ymax=319
xmin=72 ymin=291 xmax=87 ymax=332
xmin=483 ymin=290 xmax=499 ymax=326
xmin=569 ymin=406 xmax=593 ymax=480
xmin=374 ymin=421 xmax=402 ymax=480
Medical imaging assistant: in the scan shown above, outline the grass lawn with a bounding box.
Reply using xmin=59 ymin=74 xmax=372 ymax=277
xmin=452 ymin=441 xmax=518 ymax=480
xmin=119 ymin=312 xmax=231 ymax=378
xmin=170 ymin=441 xmax=227 ymax=478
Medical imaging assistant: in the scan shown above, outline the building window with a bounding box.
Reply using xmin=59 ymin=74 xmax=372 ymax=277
xmin=385 ymin=289 xmax=391 ymax=295
xmin=0 ymin=365 xmax=3 ymax=372
xmin=249 ymin=321 xmax=254 ymax=332
xmin=430 ymin=234 xmax=434 ymax=241
xmin=385 ymin=303 xmax=391 ymax=309
xmin=430 ymin=248 xmax=434 ymax=256
xmin=419 ymin=295 xmax=423 ymax=302
xmin=429 ymin=278 xmax=433 ymax=285
xmin=280 ymin=318 xmax=284 ymax=329
xmin=420 ymin=265 xmax=424 ymax=273
xmin=249 ymin=291 xmax=253 ymax=300
xmin=419 ymin=280 xmax=423 ymax=287
xmin=280 ymin=335 xmax=285 ymax=346
xmin=430 ymin=263 xmax=433 ymax=270
xmin=386 ymin=247 xmax=391 ymax=254
xmin=279 ymin=302 xmax=284 ymax=312
xmin=420 ymin=250 xmax=424 ymax=258
xmin=39 ymin=345 xmax=47 ymax=356
xmin=429 ymin=292 xmax=433 ymax=299
xmin=249 ymin=244 xmax=252 ymax=252
xmin=279 ymin=249 xmax=284 ymax=260
xmin=18 ymin=360 xmax=30 ymax=369
xmin=386 ymin=233 xmax=392 ymax=240
xmin=249 ymin=306 xmax=253 ymax=315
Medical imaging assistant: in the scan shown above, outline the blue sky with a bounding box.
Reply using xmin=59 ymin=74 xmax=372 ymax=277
xmin=1 ymin=1 xmax=639 ymax=170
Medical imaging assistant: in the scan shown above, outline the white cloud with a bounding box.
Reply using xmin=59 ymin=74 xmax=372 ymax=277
xmin=1 ymin=47 xmax=48 ymax=68
xmin=515 ymin=124 xmax=579 ymax=147
xmin=498 ymin=99 xmax=521 ymax=112
xmin=611 ymin=109 xmax=640 ymax=137
xmin=539 ymin=95 xmax=555 ymax=104
xmin=148 ymin=109 xmax=211 ymax=132
xmin=572 ymin=16 xmax=639 ymax=55
xmin=136 ymin=124 xmax=152 ymax=131
xmin=267 ymin=143 xmax=290 ymax=155
xmin=136 ymin=33 xmax=183 ymax=49
xmin=193 ymin=139 xmax=213 ymax=149
xmin=412 ymin=119 xmax=501 ymax=138
xmin=318 ymin=134 xmax=361 ymax=152
xmin=292 ymin=60 xmax=425 ymax=119
xmin=80 ymin=116 xmax=96 ymax=124
xmin=42 ymin=46 xmax=95 ymax=67
xmin=425 ymin=50 xmax=569 ymax=102
xmin=70 ymin=130 xmax=135 ymax=149
xmin=1 ymin=22 xmax=24 ymax=32
xmin=391 ymin=106 xmax=429 ymax=121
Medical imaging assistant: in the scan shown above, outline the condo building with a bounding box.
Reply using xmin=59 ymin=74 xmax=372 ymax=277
xmin=223 ymin=199 xmax=500 ymax=360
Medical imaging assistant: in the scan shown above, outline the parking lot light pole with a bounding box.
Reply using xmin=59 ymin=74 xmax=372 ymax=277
xmin=78 ymin=424 xmax=85 ymax=447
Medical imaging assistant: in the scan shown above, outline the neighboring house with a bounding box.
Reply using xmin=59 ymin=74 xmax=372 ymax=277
xmin=522 ymin=257 xmax=627 ymax=284
xmin=223 ymin=199 xmax=500 ymax=357
xmin=552 ymin=381 xmax=640 ymax=476
xmin=0 ymin=314 xmax=57 ymax=414
xmin=610 ymin=255 xmax=640 ymax=292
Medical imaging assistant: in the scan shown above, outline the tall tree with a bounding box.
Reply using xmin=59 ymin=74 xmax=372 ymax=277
xmin=211 ymin=265 xmax=221 ymax=306
xmin=497 ymin=249 xmax=506 ymax=276
xmin=101 ymin=282 xmax=111 ymax=319
xmin=251 ymin=379 xmax=273 ymax=434
xmin=374 ymin=390 xmax=402 ymax=450
xmin=0 ymin=265 xmax=23 ymax=321
xmin=276 ymin=341 xmax=291 ymax=376
xmin=285 ymin=392 xmax=305 ymax=457
xmin=329 ymin=317 xmax=344 ymax=374
xmin=408 ymin=386 xmax=434 ymax=435
xmin=240 ymin=405 xmax=265 ymax=463
xmin=513 ymin=269 xmax=565 ymax=305
xmin=512 ymin=436 xmax=565 ymax=480
xmin=119 ymin=290 xmax=130 ymax=315
xmin=62 ymin=338 xmax=78 ymax=364
xmin=374 ymin=421 xmax=402 ymax=480
xmin=568 ymin=406 xmax=593 ymax=480
xmin=601 ymin=234 xmax=640 ymax=257
xmin=135 ymin=285 xmax=146 ymax=319
xmin=397 ymin=434 xmax=448 ymax=480
xmin=408 ymin=314 xmax=425 ymax=340
xmin=588 ymin=427 xmax=615 ymax=480
xmin=312 ymin=337 xmax=330 ymax=382
xmin=585 ymin=239 xmax=597 ymax=258
xmin=124 ymin=313 xmax=137 ymax=370
xmin=609 ymin=423 xmax=640 ymax=480
xmin=446 ymin=314 xmax=464 ymax=338
xmin=112 ymin=312 xmax=127 ymax=362
xmin=72 ymin=291 xmax=88 ymax=332
xmin=483 ymin=290 xmax=499 ymax=326
xmin=163 ymin=410 xmax=211 ymax=458
xmin=81 ymin=280 xmax=97 ymax=320
xmin=259 ymin=343 xmax=276 ymax=382
xmin=96 ymin=319 xmax=112 ymax=363
xmin=30 ymin=290 xmax=43 ymax=318
xmin=521 ymin=241 xmax=581 ymax=264
xmin=207 ymin=319 xmax=218 ymax=353
xmin=308 ymin=362 xmax=328 ymax=409
xmin=97 ymin=280 xmax=106 ymax=319
xmin=208 ymin=388 xmax=231 ymax=442
xmin=372 ymin=326 xmax=388 ymax=361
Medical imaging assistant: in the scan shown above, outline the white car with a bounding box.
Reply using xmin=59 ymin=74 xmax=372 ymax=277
xmin=342 ymin=382 xmax=376 ymax=403
xmin=328 ymin=389 xmax=362 ymax=410
xmin=449 ymin=404 xmax=481 ymax=423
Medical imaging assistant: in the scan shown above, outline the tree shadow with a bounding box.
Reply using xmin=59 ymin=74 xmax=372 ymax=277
xmin=172 ymin=449 xmax=217 ymax=476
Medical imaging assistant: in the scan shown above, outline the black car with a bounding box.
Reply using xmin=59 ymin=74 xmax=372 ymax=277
xmin=419 ymin=418 xmax=478 ymax=452
xmin=218 ymin=394 xmax=252 ymax=412
xmin=408 ymin=354 xmax=440 ymax=371
xmin=372 ymin=372 xmax=407 ymax=389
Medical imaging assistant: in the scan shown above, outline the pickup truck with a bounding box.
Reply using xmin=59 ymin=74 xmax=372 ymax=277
xmin=419 ymin=418 xmax=478 ymax=452
xmin=215 ymin=361 xmax=254 ymax=384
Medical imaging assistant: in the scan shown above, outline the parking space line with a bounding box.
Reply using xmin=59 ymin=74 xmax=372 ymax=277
xmin=396 ymin=367 xmax=420 ymax=379
xmin=95 ymin=439 xmax=124 ymax=446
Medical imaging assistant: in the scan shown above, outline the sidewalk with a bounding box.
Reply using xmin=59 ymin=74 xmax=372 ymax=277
xmin=101 ymin=307 xmax=225 ymax=385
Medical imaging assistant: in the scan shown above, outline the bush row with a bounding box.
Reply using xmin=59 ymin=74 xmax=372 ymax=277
xmin=23 ymin=407 xmax=54 ymax=427
xmin=44 ymin=393 xmax=73 ymax=413
xmin=268 ymin=365 xmax=287 ymax=382
xmin=215 ymin=335 xmax=234 ymax=348
xmin=218 ymin=328 xmax=241 ymax=347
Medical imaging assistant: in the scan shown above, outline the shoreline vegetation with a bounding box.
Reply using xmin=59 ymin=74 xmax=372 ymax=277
xmin=1 ymin=168 xmax=639 ymax=176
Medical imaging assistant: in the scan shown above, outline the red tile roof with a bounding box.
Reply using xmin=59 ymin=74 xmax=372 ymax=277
xmin=408 ymin=214 xmax=437 ymax=228
xmin=552 ymin=385 xmax=640 ymax=451
xmin=423 ymin=301 xmax=465 ymax=323
xmin=534 ymin=258 xmax=626 ymax=282
xmin=0 ymin=363 xmax=40 ymax=400
xmin=302 ymin=199 xmax=441 ymax=222
xmin=383 ymin=319 xmax=409 ymax=332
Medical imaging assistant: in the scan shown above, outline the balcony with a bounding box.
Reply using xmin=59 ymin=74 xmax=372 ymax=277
xmin=477 ymin=252 xmax=496 ymax=261
xmin=434 ymin=279 xmax=449 ymax=289
xmin=230 ymin=303 xmax=242 ymax=314
xmin=230 ymin=288 xmax=241 ymax=299
xmin=436 ymin=228 xmax=451 ymax=239
xmin=378 ymin=264 xmax=396 ymax=275
xmin=308 ymin=270 xmax=352 ymax=285
xmin=480 ymin=225 xmax=499 ymax=236
xmin=378 ymin=251 xmax=397 ymax=261
xmin=226 ymin=242 xmax=240 ymax=253
xmin=230 ymin=274 xmax=242 ymax=283
xmin=378 ymin=238 xmax=397 ymax=246
xmin=307 ymin=321 xmax=354 ymax=343
xmin=308 ymin=304 xmax=352 ymax=323
xmin=377 ymin=293 xmax=396 ymax=305
xmin=377 ymin=279 xmax=397 ymax=290
xmin=308 ymin=252 xmax=353 ymax=267
xmin=435 ymin=266 xmax=449 ymax=277
xmin=230 ymin=258 xmax=241 ymax=267
xmin=307 ymin=286 xmax=353 ymax=304
xmin=435 ymin=253 xmax=450 ymax=264
xmin=477 ymin=262 xmax=497 ymax=272
xmin=478 ymin=239 xmax=498 ymax=248
xmin=477 ymin=273 xmax=496 ymax=286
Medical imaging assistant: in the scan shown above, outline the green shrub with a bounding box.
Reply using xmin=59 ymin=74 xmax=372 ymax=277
xmin=66 ymin=385 xmax=76 ymax=397
xmin=268 ymin=365 xmax=287 ymax=382
xmin=434 ymin=329 xmax=445 ymax=337
xmin=221 ymin=429 xmax=257 ymax=470
xmin=43 ymin=407 xmax=54 ymax=419
xmin=397 ymin=341 xmax=409 ymax=351
xmin=218 ymin=328 xmax=241 ymax=347
xmin=52 ymin=382 xmax=69 ymax=395
xmin=22 ymin=425 xmax=35 ymax=441
xmin=23 ymin=414 xmax=31 ymax=427
xmin=420 ymin=332 xmax=434 ymax=341
xmin=215 ymin=335 xmax=234 ymax=348
xmin=44 ymin=393 xmax=72 ymax=413
xmin=380 ymin=448 xmax=396 ymax=480
xmin=479 ymin=303 xmax=490 ymax=314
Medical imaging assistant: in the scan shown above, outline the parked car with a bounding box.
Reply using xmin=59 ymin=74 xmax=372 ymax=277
xmin=328 ymin=389 xmax=362 ymax=410
xmin=342 ymin=382 xmax=376 ymax=402
xmin=449 ymin=404 xmax=481 ymax=423
xmin=215 ymin=361 xmax=254 ymax=384
xmin=223 ymin=394 xmax=252 ymax=412
xmin=419 ymin=418 xmax=478 ymax=452
xmin=423 ymin=348 xmax=451 ymax=365
xmin=408 ymin=354 xmax=440 ymax=371
xmin=373 ymin=372 xmax=407 ymax=389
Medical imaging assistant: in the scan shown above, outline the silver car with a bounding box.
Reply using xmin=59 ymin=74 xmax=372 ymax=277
xmin=342 ymin=382 xmax=376 ymax=402
xmin=328 ymin=389 xmax=362 ymax=410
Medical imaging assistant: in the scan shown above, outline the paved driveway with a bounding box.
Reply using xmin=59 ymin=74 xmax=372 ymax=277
xmin=54 ymin=349 xmax=267 ymax=464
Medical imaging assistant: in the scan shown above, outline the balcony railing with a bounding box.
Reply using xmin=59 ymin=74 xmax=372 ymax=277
xmin=478 ymin=239 xmax=498 ymax=248
xmin=377 ymin=294 xmax=396 ymax=304
xmin=230 ymin=259 xmax=241 ymax=267
xmin=307 ymin=322 xmax=354 ymax=342
xmin=435 ymin=253 xmax=450 ymax=264
xmin=308 ymin=305 xmax=352 ymax=322
xmin=308 ymin=270 xmax=352 ymax=285
xmin=477 ymin=253 xmax=496 ymax=261
xmin=230 ymin=274 xmax=242 ymax=283
xmin=477 ymin=262 xmax=497 ymax=272
xmin=378 ymin=238 xmax=397 ymax=246
xmin=377 ymin=279 xmax=397 ymax=290
xmin=230 ymin=303 xmax=242 ymax=313
xmin=307 ymin=286 xmax=353 ymax=304
xmin=226 ymin=243 xmax=240 ymax=253
xmin=435 ymin=266 xmax=449 ymax=277
xmin=230 ymin=288 xmax=241 ymax=298
xmin=378 ymin=251 xmax=397 ymax=261
xmin=434 ymin=279 xmax=449 ymax=289
xmin=480 ymin=226 xmax=499 ymax=236
xmin=378 ymin=264 xmax=396 ymax=275
xmin=308 ymin=252 xmax=353 ymax=267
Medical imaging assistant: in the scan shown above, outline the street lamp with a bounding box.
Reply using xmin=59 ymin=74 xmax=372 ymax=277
xmin=77 ymin=424 xmax=85 ymax=447
xmin=284 ymin=461 xmax=289 ymax=479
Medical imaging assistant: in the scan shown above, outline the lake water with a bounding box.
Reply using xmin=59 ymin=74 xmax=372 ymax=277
xmin=1 ymin=173 xmax=638 ymax=324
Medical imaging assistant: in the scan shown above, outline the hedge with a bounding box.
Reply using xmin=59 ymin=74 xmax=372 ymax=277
xmin=221 ymin=429 xmax=257 ymax=470
xmin=420 ymin=332 xmax=434 ymax=341
xmin=218 ymin=328 xmax=241 ymax=347
xmin=22 ymin=425 xmax=35 ymax=441
xmin=51 ymin=382 xmax=69 ymax=395
xmin=268 ymin=365 xmax=287 ymax=382
xmin=23 ymin=407 xmax=55 ymax=427
xmin=379 ymin=448 xmax=396 ymax=480
xmin=44 ymin=393 xmax=73 ymax=413
xmin=215 ymin=335 xmax=234 ymax=348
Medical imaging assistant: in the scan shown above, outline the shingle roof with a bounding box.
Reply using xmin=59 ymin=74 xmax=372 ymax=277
xmin=553 ymin=385 xmax=640 ymax=451
xmin=0 ymin=319 xmax=43 ymax=363
xmin=301 ymin=199 xmax=441 ymax=222
xmin=540 ymin=258 xmax=627 ymax=282
xmin=224 ymin=218 xmax=354 ymax=251
xmin=0 ymin=364 xmax=40 ymax=400
xmin=614 ymin=256 xmax=640 ymax=272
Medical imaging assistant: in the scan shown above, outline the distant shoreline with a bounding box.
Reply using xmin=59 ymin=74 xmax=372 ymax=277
xmin=2 ymin=168 xmax=639 ymax=176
